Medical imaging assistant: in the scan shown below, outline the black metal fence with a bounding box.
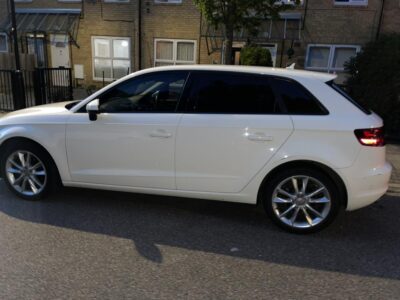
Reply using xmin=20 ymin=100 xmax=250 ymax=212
xmin=0 ymin=68 xmax=73 ymax=111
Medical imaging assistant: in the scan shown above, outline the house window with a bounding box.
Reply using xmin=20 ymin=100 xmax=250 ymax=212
xmin=104 ymin=0 xmax=130 ymax=2
xmin=92 ymin=36 xmax=131 ymax=81
xmin=154 ymin=39 xmax=196 ymax=66
xmin=334 ymin=0 xmax=368 ymax=6
xmin=154 ymin=0 xmax=182 ymax=3
xmin=305 ymin=44 xmax=360 ymax=72
xmin=0 ymin=33 xmax=8 ymax=53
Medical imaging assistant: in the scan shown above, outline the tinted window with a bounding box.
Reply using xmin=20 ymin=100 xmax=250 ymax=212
xmin=326 ymin=81 xmax=371 ymax=115
xmin=271 ymin=78 xmax=328 ymax=115
xmin=185 ymin=72 xmax=279 ymax=114
xmin=98 ymin=71 xmax=188 ymax=113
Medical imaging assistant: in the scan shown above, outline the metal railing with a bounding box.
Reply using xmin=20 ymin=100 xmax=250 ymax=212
xmin=0 ymin=67 xmax=73 ymax=111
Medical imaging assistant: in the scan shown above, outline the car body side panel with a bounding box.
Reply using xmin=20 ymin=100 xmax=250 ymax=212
xmin=175 ymin=114 xmax=294 ymax=193
xmin=0 ymin=117 xmax=70 ymax=181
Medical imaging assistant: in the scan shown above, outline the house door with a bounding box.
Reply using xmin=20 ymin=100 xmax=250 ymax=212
xmin=50 ymin=34 xmax=70 ymax=68
xmin=27 ymin=34 xmax=47 ymax=68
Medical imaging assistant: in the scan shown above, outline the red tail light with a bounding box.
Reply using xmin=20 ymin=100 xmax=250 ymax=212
xmin=354 ymin=127 xmax=385 ymax=147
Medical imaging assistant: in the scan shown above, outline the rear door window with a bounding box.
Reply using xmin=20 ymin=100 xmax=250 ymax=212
xmin=183 ymin=71 xmax=280 ymax=114
xmin=270 ymin=77 xmax=329 ymax=115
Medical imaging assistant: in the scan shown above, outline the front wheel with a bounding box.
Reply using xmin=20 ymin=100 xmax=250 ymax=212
xmin=262 ymin=168 xmax=341 ymax=234
xmin=1 ymin=141 xmax=59 ymax=200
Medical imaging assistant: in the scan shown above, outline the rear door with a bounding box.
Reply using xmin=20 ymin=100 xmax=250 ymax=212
xmin=175 ymin=71 xmax=294 ymax=193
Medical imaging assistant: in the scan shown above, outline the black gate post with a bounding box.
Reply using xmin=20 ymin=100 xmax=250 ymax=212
xmin=68 ymin=68 xmax=73 ymax=100
xmin=11 ymin=71 xmax=26 ymax=110
xmin=9 ymin=0 xmax=26 ymax=110
xmin=33 ymin=68 xmax=44 ymax=106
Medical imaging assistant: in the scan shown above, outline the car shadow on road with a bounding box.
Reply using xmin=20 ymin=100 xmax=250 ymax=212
xmin=0 ymin=182 xmax=399 ymax=280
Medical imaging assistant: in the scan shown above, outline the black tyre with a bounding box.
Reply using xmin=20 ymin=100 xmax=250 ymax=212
xmin=261 ymin=168 xmax=341 ymax=234
xmin=0 ymin=140 xmax=60 ymax=200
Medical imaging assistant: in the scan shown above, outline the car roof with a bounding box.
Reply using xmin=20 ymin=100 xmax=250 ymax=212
xmin=135 ymin=65 xmax=337 ymax=83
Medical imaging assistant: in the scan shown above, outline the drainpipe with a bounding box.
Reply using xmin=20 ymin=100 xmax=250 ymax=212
xmin=138 ymin=0 xmax=142 ymax=70
xmin=376 ymin=0 xmax=385 ymax=41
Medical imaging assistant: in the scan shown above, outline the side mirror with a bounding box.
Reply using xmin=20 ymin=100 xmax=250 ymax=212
xmin=86 ymin=99 xmax=100 ymax=121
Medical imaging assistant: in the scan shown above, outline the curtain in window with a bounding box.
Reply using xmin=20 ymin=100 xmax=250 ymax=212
xmin=332 ymin=47 xmax=357 ymax=69
xmin=307 ymin=47 xmax=330 ymax=68
xmin=177 ymin=42 xmax=194 ymax=62
xmin=156 ymin=41 xmax=173 ymax=60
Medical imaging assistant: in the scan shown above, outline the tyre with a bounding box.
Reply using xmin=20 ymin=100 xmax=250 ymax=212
xmin=0 ymin=140 xmax=60 ymax=200
xmin=261 ymin=168 xmax=341 ymax=234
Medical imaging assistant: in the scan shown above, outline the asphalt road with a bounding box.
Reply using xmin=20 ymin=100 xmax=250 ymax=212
xmin=0 ymin=180 xmax=399 ymax=300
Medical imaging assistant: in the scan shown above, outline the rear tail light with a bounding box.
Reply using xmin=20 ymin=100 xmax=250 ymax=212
xmin=354 ymin=127 xmax=385 ymax=147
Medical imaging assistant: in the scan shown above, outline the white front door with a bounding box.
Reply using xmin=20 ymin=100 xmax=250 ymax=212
xmin=66 ymin=71 xmax=189 ymax=189
xmin=175 ymin=71 xmax=294 ymax=193
xmin=50 ymin=34 xmax=70 ymax=68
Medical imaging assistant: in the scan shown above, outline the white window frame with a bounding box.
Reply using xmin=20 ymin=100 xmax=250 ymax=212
xmin=103 ymin=0 xmax=130 ymax=3
xmin=305 ymin=44 xmax=361 ymax=73
xmin=154 ymin=39 xmax=197 ymax=67
xmin=154 ymin=0 xmax=182 ymax=4
xmin=92 ymin=36 xmax=131 ymax=82
xmin=334 ymin=0 xmax=368 ymax=6
xmin=0 ymin=33 xmax=8 ymax=53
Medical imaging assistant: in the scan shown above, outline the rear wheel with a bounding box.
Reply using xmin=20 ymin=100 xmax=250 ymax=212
xmin=262 ymin=168 xmax=341 ymax=234
xmin=1 ymin=141 xmax=59 ymax=200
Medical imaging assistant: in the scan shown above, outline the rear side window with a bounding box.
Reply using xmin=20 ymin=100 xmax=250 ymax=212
xmin=271 ymin=78 xmax=328 ymax=115
xmin=184 ymin=71 xmax=280 ymax=114
xmin=326 ymin=81 xmax=371 ymax=115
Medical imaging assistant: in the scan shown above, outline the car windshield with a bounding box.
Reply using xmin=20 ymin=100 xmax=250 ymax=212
xmin=326 ymin=81 xmax=371 ymax=115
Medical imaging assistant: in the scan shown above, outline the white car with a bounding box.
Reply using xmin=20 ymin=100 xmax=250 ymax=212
xmin=0 ymin=65 xmax=392 ymax=233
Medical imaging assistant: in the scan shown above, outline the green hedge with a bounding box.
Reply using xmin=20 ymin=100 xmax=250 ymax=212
xmin=345 ymin=34 xmax=400 ymax=135
xmin=240 ymin=45 xmax=273 ymax=67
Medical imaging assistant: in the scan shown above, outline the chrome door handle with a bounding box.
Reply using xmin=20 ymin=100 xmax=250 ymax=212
xmin=247 ymin=133 xmax=273 ymax=142
xmin=150 ymin=129 xmax=172 ymax=138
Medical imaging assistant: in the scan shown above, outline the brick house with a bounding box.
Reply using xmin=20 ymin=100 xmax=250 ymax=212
xmin=0 ymin=0 xmax=399 ymax=88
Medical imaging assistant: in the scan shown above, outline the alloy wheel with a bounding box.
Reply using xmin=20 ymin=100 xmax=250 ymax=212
xmin=271 ymin=175 xmax=331 ymax=229
xmin=5 ymin=150 xmax=47 ymax=196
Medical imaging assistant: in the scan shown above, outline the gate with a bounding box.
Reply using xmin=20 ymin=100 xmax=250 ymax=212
xmin=0 ymin=67 xmax=73 ymax=111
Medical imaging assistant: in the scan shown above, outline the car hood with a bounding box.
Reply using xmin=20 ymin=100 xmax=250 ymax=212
xmin=0 ymin=101 xmax=74 ymax=125
xmin=4 ymin=101 xmax=73 ymax=117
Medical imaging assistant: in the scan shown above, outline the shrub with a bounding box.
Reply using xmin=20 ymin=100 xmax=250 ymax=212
xmin=240 ymin=45 xmax=273 ymax=67
xmin=345 ymin=34 xmax=400 ymax=135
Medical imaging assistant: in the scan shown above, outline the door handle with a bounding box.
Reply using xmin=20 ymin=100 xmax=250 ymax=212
xmin=150 ymin=129 xmax=172 ymax=139
xmin=247 ymin=133 xmax=273 ymax=142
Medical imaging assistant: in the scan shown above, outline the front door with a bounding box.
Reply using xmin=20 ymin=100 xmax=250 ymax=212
xmin=66 ymin=71 xmax=189 ymax=189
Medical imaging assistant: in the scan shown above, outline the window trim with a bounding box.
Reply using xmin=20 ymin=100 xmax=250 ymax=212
xmin=0 ymin=33 xmax=8 ymax=53
xmin=305 ymin=44 xmax=361 ymax=73
xmin=179 ymin=71 xmax=329 ymax=116
xmin=154 ymin=38 xmax=197 ymax=67
xmin=334 ymin=0 xmax=368 ymax=6
xmin=92 ymin=36 xmax=131 ymax=82
xmin=79 ymin=70 xmax=190 ymax=114
xmin=154 ymin=0 xmax=182 ymax=4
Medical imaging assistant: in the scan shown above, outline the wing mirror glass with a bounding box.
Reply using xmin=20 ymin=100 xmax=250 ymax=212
xmin=86 ymin=99 xmax=100 ymax=121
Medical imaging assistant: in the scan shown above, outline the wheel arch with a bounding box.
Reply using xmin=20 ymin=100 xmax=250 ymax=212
xmin=257 ymin=160 xmax=348 ymax=208
xmin=0 ymin=137 xmax=62 ymax=182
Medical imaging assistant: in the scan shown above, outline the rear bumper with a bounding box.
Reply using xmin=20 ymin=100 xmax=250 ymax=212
xmin=339 ymin=161 xmax=392 ymax=211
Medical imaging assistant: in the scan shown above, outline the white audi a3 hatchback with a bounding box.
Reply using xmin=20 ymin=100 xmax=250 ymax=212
xmin=0 ymin=65 xmax=392 ymax=233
